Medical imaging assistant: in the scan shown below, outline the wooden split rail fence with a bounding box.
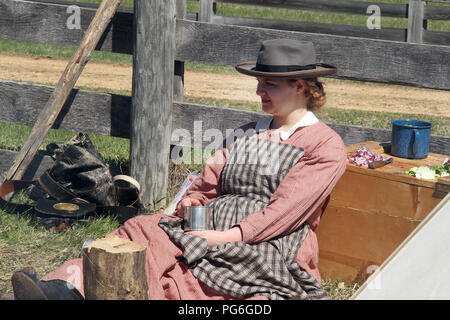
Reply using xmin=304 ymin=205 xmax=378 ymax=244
xmin=198 ymin=0 xmax=450 ymax=46
xmin=0 ymin=0 xmax=449 ymax=207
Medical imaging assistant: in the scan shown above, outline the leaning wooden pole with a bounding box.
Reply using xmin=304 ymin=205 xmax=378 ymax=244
xmin=2 ymin=0 xmax=121 ymax=197
xmin=130 ymin=0 xmax=176 ymax=209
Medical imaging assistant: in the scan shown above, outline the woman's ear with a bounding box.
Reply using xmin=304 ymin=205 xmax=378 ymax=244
xmin=295 ymin=79 xmax=305 ymax=94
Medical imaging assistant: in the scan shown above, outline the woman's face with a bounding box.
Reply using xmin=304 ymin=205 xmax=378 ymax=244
xmin=256 ymin=77 xmax=305 ymax=117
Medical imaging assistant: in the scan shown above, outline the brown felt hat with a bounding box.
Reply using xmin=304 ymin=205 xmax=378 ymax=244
xmin=235 ymin=39 xmax=337 ymax=79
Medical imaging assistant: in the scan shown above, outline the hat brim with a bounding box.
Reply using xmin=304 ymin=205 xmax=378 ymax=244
xmin=235 ymin=62 xmax=337 ymax=79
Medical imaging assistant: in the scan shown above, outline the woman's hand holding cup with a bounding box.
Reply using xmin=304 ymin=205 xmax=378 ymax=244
xmin=175 ymin=198 xmax=202 ymax=217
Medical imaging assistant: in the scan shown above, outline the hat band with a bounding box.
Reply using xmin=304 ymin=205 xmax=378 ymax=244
xmin=254 ymin=63 xmax=317 ymax=73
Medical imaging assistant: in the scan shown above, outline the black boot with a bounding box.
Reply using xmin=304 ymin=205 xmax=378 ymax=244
xmin=11 ymin=268 xmax=84 ymax=300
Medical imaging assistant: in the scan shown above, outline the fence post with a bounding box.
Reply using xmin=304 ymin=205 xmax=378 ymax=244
xmin=174 ymin=0 xmax=186 ymax=102
xmin=131 ymin=0 xmax=176 ymax=209
xmin=170 ymin=0 xmax=186 ymax=162
xmin=199 ymin=0 xmax=214 ymax=22
xmin=407 ymin=0 xmax=426 ymax=43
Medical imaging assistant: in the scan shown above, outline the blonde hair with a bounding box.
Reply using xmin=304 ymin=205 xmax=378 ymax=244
xmin=289 ymin=78 xmax=327 ymax=111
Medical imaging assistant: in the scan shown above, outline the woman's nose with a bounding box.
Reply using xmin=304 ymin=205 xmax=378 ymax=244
xmin=256 ymin=83 xmax=265 ymax=96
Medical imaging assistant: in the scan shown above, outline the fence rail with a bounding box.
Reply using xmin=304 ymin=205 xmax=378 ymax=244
xmin=176 ymin=19 xmax=450 ymax=90
xmin=1 ymin=0 xmax=449 ymax=90
xmin=218 ymin=0 xmax=409 ymax=17
xmin=0 ymin=79 xmax=448 ymax=154
xmin=0 ymin=0 xmax=134 ymax=54
xmin=209 ymin=15 xmax=408 ymax=41
xmin=200 ymin=0 xmax=450 ymax=46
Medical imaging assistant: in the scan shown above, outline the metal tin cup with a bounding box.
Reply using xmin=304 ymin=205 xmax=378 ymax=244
xmin=183 ymin=206 xmax=210 ymax=231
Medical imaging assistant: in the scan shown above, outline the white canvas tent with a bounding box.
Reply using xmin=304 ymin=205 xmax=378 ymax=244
xmin=351 ymin=192 xmax=450 ymax=300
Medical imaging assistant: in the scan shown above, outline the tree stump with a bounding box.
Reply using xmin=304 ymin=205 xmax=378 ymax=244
xmin=82 ymin=235 xmax=148 ymax=300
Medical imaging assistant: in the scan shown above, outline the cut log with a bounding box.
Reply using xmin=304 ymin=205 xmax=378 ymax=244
xmin=82 ymin=235 xmax=148 ymax=300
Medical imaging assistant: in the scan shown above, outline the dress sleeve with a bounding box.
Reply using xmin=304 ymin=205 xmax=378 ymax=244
xmin=237 ymin=134 xmax=347 ymax=244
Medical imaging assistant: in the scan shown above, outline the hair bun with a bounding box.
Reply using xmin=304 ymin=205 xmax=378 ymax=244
xmin=304 ymin=78 xmax=326 ymax=111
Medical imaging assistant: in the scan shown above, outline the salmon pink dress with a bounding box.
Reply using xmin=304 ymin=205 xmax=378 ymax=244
xmin=43 ymin=112 xmax=347 ymax=300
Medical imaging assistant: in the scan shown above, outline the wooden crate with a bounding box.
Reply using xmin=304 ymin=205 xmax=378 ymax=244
xmin=316 ymin=141 xmax=449 ymax=284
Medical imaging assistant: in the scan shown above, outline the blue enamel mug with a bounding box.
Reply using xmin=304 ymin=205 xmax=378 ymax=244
xmin=391 ymin=119 xmax=432 ymax=159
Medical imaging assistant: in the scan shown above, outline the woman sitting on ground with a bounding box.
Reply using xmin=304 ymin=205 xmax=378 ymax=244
xmin=12 ymin=39 xmax=347 ymax=300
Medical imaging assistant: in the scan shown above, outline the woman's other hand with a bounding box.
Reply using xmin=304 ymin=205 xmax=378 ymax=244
xmin=175 ymin=198 xmax=202 ymax=217
xmin=186 ymin=227 xmax=243 ymax=248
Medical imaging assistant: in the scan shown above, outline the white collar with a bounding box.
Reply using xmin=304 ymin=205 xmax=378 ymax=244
xmin=255 ymin=111 xmax=319 ymax=141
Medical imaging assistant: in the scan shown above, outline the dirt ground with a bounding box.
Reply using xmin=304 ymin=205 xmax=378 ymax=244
xmin=0 ymin=52 xmax=449 ymax=117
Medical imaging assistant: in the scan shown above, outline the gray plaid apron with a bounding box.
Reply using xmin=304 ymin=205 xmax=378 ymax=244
xmin=159 ymin=135 xmax=329 ymax=300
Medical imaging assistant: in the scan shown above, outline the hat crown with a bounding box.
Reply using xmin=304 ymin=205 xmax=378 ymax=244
xmin=234 ymin=38 xmax=337 ymax=79
xmin=257 ymin=39 xmax=316 ymax=67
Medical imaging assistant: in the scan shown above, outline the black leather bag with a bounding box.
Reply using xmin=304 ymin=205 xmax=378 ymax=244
xmin=31 ymin=133 xmax=120 ymax=207
xmin=1 ymin=133 xmax=140 ymax=230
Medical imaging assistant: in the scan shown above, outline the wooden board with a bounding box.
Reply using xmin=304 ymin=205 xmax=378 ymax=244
xmin=318 ymin=206 xmax=420 ymax=284
xmin=1 ymin=80 xmax=449 ymax=155
xmin=423 ymin=30 xmax=450 ymax=47
xmin=0 ymin=0 xmax=133 ymax=54
xmin=1 ymin=1 xmax=449 ymax=89
xmin=175 ymin=19 xmax=450 ymax=90
xmin=345 ymin=141 xmax=450 ymax=190
xmin=0 ymin=149 xmax=54 ymax=182
xmin=211 ymin=15 xmax=406 ymax=42
xmin=424 ymin=4 xmax=450 ymax=20
xmin=316 ymin=141 xmax=448 ymax=284
xmin=219 ymin=0 xmax=408 ymax=18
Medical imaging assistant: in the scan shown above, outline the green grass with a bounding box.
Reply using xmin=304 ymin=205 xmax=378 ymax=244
xmin=0 ymin=39 xmax=133 ymax=64
xmin=0 ymin=192 xmax=121 ymax=296
xmin=321 ymin=279 xmax=360 ymax=300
